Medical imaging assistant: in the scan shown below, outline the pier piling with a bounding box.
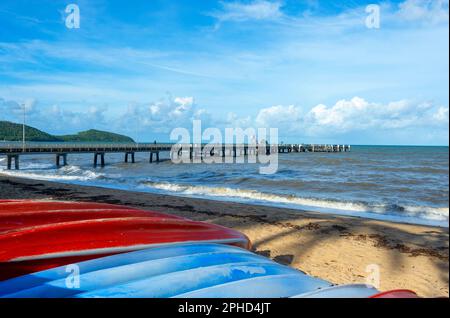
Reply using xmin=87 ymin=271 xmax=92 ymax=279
xmin=125 ymin=152 xmax=135 ymax=163
xmin=149 ymin=152 xmax=160 ymax=163
xmin=94 ymin=153 xmax=105 ymax=167
xmin=56 ymin=154 xmax=67 ymax=167
xmin=6 ymin=154 xmax=19 ymax=170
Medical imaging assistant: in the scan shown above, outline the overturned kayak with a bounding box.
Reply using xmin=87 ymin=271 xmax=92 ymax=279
xmin=369 ymin=289 xmax=419 ymax=298
xmin=0 ymin=200 xmax=250 ymax=280
xmin=294 ymin=284 xmax=418 ymax=298
xmin=0 ymin=243 xmax=332 ymax=298
xmin=0 ymin=242 xmax=417 ymax=298
xmin=0 ymin=200 xmax=186 ymax=232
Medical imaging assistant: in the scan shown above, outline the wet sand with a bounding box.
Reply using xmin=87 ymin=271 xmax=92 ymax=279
xmin=0 ymin=174 xmax=448 ymax=297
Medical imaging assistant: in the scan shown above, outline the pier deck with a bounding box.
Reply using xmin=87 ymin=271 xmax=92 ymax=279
xmin=0 ymin=143 xmax=350 ymax=170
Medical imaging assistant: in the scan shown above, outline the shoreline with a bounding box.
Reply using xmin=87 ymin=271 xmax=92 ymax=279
xmin=0 ymin=174 xmax=449 ymax=297
xmin=1 ymin=167 xmax=446 ymax=229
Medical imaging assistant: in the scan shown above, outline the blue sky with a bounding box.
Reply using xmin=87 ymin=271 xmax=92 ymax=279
xmin=0 ymin=0 xmax=448 ymax=145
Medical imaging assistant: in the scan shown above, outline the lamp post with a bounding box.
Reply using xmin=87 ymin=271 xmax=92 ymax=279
xmin=135 ymin=113 xmax=139 ymax=150
xmin=22 ymin=103 xmax=26 ymax=153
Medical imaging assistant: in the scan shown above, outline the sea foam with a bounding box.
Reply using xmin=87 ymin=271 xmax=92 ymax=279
xmin=142 ymin=181 xmax=449 ymax=226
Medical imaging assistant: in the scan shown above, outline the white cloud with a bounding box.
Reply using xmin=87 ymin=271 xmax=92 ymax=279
xmin=255 ymin=104 xmax=302 ymax=132
xmin=0 ymin=97 xmax=109 ymax=134
xmin=254 ymin=97 xmax=449 ymax=137
xmin=0 ymin=98 xmax=38 ymax=119
xmin=1 ymin=95 xmax=448 ymax=145
xmin=211 ymin=0 xmax=283 ymax=24
xmin=397 ymin=0 xmax=449 ymax=24
xmin=120 ymin=96 xmax=211 ymax=135
xmin=433 ymin=106 xmax=450 ymax=122
xmin=224 ymin=112 xmax=253 ymax=128
xmin=1 ymin=95 xmax=212 ymax=138
xmin=208 ymin=0 xmax=449 ymax=31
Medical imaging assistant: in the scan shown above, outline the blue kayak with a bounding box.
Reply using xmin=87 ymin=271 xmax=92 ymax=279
xmin=0 ymin=243 xmax=332 ymax=298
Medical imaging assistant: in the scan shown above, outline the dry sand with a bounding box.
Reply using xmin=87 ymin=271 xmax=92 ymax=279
xmin=0 ymin=175 xmax=448 ymax=297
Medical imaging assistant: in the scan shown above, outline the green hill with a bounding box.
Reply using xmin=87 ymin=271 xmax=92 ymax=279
xmin=0 ymin=121 xmax=134 ymax=143
xmin=59 ymin=129 xmax=135 ymax=142
xmin=0 ymin=121 xmax=60 ymax=142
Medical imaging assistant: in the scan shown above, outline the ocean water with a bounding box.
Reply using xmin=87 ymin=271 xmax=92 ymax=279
xmin=0 ymin=145 xmax=448 ymax=227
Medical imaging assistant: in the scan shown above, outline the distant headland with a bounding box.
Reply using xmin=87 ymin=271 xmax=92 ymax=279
xmin=0 ymin=121 xmax=134 ymax=143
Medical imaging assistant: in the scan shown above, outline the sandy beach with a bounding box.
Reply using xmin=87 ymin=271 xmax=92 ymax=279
xmin=0 ymin=174 xmax=448 ymax=297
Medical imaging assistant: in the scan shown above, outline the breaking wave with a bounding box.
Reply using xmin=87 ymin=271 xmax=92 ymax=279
xmin=141 ymin=181 xmax=449 ymax=225
xmin=0 ymin=165 xmax=105 ymax=182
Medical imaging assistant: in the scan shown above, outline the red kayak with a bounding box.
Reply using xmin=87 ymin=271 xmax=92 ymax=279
xmin=0 ymin=200 xmax=250 ymax=280
xmin=370 ymin=289 xmax=419 ymax=298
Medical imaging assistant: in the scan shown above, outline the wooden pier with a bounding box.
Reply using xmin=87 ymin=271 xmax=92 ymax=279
xmin=0 ymin=143 xmax=350 ymax=170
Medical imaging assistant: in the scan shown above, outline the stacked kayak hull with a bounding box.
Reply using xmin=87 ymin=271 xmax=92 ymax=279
xmin=0 ymin=200 xmax=418 ymax=298
xmin=0 ymin=200 xmax=250 ymax=280
xmin=0 ymin=243 xmax=332 ymax=298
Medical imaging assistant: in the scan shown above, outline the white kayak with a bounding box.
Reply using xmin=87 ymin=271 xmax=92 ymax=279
xmin=293 ymin=284 xmax=380 ymax=298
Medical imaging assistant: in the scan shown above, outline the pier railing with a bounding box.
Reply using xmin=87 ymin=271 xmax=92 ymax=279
xmin=0 ymin=142 xmax=350 ymax=152
xmin=0 ymin=142 xmax=173 ymax=153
